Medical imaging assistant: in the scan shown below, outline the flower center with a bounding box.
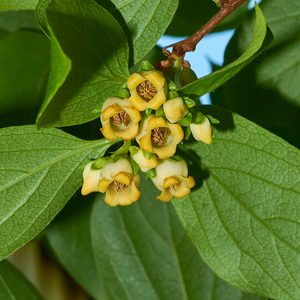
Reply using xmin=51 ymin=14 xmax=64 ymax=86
xmin=170 ymin=183 xmax=179 ymax=191
xmin=151 ymin=127 xmax=169 ymax=146
xmin=137 ymin=80 xmax=157 ymax=101
xmin=110 ymin=111 xmax=130 ymax=126
xmin=113 ymin=180 xmax=127 ymax=192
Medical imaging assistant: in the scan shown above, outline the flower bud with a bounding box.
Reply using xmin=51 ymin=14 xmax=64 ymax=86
xmin=97 ymin=158 xmax=141 ymax=207
xmin=163 ymin=97 xmax=189 ymax=123
xmin=81 ymin=162 xmax=102 ymax=196
xmin=130 ymin=146 xmax=158 ymax=172
xmin=135 ymin=114 xmax=184 ymax=159
xmin=100 ymin=97 xmax=141 ymax=141
xmin=127 ymin=70 xmax=167 ymax=111
xmin=151 ymin=159 xmax=195 ymax=202
xmin=190 ymin=116 xmax=212 ymax=144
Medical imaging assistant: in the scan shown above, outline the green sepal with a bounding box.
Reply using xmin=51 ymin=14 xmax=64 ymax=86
xmin=129 ymin=146 xmax=139 ymax=154
xmin=167 ymin=91 xmax=179 ymax=100
xmin=145 ymin=108 xmax=153 ymax=116
xmin=145 ymin=168 xmax=157 ymax=179
xmin=91 ymin=157 xmax=109 ymax=170
xmin=116 ymin=88 xmax=130 ymax=99
xmin=212 ymin=0 xmax=223 ymax=8
xmin=142 ymin=149 xmax=155 ymax=160
xmin=174 ymin=68 xmax=181 ymax=88
xmin=178 ymin=113 xmax=192 ymax=126
xmin=155 ymin=106 xmax=166 ymax=118
xmin=192 ymin=112 xmax=206 ymax=124
xmin=138 ymin=60 xmax=155 ymax=72
xmin=130 ymin=156 xmax=140 ymax=174
xmin=179 ymin=67 xmax=198 ymax=87
xmin=185 ymin=126 xmax=192 ymax=140
xmin=166 ymin=155 xmax=182 ymax=162
xmin=166 ymin=78 xmax=177 ymax=91
xmin=183 ymin=96 xmax=195 ymax=108
xmin=207 ymin=115 xmax=220 ymax=124
xmin=108 ymin=154 xmax=129 ymax=163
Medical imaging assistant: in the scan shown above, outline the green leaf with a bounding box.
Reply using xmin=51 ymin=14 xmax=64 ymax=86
xmin=36 ymin=0 xmax=178 ymax=66
xmin=0 ymin=125 xmax=117 ymax=260
xmin=0 ymin=0 xmax=38 ymax=11
xmin=46 ymin=175 xmax=267 ymax=300
xmin=174 ymin=107 xmax=300 ymax=300
xmin=223 ymin=0 xmax=300 ymax=135
xmin=0 ymin=260 xmax=43 ymax=299
xmin=36 ymin=0 xmax=130 ymax=128
xmin=0 ymin=30 xmax=50 ymax=128
xmin=178 ymin=4 xmax=274 ymax=98
xmin=165 ymin=0 xmax=249 ymax=36
xmin=0 ymin=10 xmax=40 ymax=32
xmin=138 ymin=60 xmax=155 ymax=72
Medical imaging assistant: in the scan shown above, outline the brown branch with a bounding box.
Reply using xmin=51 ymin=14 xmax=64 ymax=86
xmin=165 ymin=0 xmax=248 ymax=56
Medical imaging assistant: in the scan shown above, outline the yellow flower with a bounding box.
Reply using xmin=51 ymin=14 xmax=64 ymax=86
xmin=135 ymin=114 xmax=184 ymax=159
xmin=127 ymin=70 xmax=167 ymax=111
xmin=100 ymin=97 xmax=141 ymax=141
xmin=190 ymin=116 xmax=212 ymax=144
xmin=81 ymin=162 xmax=101 ymax=196
xmin=97 ymin=158 xmax=141 ymax=207
xmin=130 ymin=146 xmax=158 ymax=172
xmin=151 ymin=159 xmax=195 ymax=202
xmin=163 ymin=97 xmax=189 ymax=123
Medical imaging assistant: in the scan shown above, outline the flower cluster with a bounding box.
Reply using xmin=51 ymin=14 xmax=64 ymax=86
xmin=81 ymin=62 xmax=215 ymax=207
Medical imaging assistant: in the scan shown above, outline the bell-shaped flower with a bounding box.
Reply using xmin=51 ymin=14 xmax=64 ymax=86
xmin=97 ymin=158 xmax=141 ymax=207
xmin=100 ymin=97 xmax=141 ymax=141
xmin=151 ymin=159 xmax=195 ymax=202
xmin=127 ymin=70 xmax=167 ymax=111
xmin=81 ymin=162 xmax=102 ymax=196
xmin=135 ymin=114 xmax=184 ymax=159
xmin=163 ymin=97 xmax=189 ymax=123
xmin=130 ymin=146 xmax=158 ymax=172
xmin=190 ymin=116 xmax=212 ymax=144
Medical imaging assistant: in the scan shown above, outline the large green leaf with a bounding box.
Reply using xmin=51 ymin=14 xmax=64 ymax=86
xmin=178 ymin=4 xmax=273 ymax=98
xmin=173 ymin=106 xmax=300 ymax=300
xmin=36 ymin=0 xmax=130 ymax=128
xmin=0 ymin=125 xmax=118 ymax=260
xmin=165 ymin=0 xmax=249 ymax=36
xmin=0 ymin=0 xmax=38 ymax=11
xmin=0 ymin=10 xmax=40 ymax=32
xmin=0 ymin=30 xmax=50 ymax=128
xmin=223 ymin=0 xmax=300 ymax=137
xmin=46 ymin=178 xmax=266 ymax=299
xmin=0 ymin=260 xmax=43 ymax=299
xmin=36 ymin=0 xmax=178 ymax=66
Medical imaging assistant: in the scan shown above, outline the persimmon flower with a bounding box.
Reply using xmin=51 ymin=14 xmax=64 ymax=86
xmin=163 ymin=97 xmax=189 ymax=123
xmin=190 ymin=116 xmax=212 ymax=144
xmin=97 ymin=158 xmax=140 ymax=207
xmin=81 ymin=162 xmax=101 ymax=196
xmin=130 ymin=146 xmax=158 ymax=172
xmin=100 ymin=97 xmax=141 ymax=141
xmin=135 ymin=115 xmax=184 ymax=159
xmin=151 ymin=159 xmax=195 ymax=202
xmin=127 ymin=70 xmax=167 ymax=111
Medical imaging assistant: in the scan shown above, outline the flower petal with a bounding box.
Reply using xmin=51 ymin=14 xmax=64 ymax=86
xmin=162 ymin=176 xmax=180 ymax=189
xmin=170 ymin=184 xmax=191 ymax=199
xmin=102 ymin=104 xmax=123 ymax=121
xmin=129 ymin=90 xmax=149 ymax=111
xmin=98 ymin=178 xmax=112 ymax=193
xmin=127 ymin=73 xmax=146 ymax=91
xmin=113 ymin=172 xmax=131 ymax=186
xmin=190 ymin=117 xmax=212 ymax=144
xmin=168 ymin=122 xmax=184 ymax=144
xmin=139 ymin=131 xmax=153 ymax=153
xmin=146 ymin=117 xmax=166 ymax=131
xmin=100 ymin=122 xmax=118 ymax=140
xmin=157 ymin=188 xmax=173 ymax=202
xmin=163 ymin=97 xmax=189 ymax=123
xmin=123 ymin=106 xmax=141 ymax=124
xmin=148 ymin=88 xmax=167 ymax=110
xmin=144 ymin=71 xmax=165 ymax=91
xmin=116 ymin=123 xmax=139 ymax=141
xmin=132 ymin=149 xmax=158 ymax=172
xmin=183 ymin=176 xmax=195 ymax=188
xmin=153 ymin=143 xmax=176 ymax=159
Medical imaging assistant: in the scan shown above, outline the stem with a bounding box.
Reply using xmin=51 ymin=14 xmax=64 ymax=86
xmin=165 ymin=0 xmax=248 ymax=56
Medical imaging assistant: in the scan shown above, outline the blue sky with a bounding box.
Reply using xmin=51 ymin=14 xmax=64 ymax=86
xmin=157 ymin=0 xmax=261 ymax=104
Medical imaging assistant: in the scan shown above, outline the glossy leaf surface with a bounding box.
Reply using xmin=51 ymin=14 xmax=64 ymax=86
xmin=173 ymin=107 xmax=300 ymax=300
xmin=36 ymin=0 xmax=130 ymax=128
xmin=0 ymin=126 xmax=117 ymax=260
